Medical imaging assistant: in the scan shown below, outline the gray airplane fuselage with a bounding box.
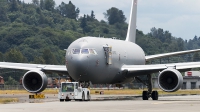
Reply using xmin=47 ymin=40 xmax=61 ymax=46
xmin=66 ymin=37 xmax=145 ymax=84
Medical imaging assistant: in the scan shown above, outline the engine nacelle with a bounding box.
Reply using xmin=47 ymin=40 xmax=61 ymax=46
xmin=158 ymin=69 xmax=183 ymax=92
xmin=22 ymin=71 xmax=48 ymax=93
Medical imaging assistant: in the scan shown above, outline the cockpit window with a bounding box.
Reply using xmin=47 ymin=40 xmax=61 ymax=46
xmin=71 ymin=48 xmax=97 ymax=55
xmin=89 ymin=49 xmax=97 ymax=55
xmin=72 ymin=49 xmax=80 ymax=54
xmin=81 ymin=49 xmax=89 ymax=54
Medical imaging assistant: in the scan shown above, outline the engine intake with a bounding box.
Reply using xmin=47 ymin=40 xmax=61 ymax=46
xmin=158 ymin=69 xmax=183 ymax=92
xmin=22 ymin=71 xmax=48 ymax=93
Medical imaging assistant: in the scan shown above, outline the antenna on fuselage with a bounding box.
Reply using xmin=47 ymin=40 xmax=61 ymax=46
xmin=125 ymin=0 xmax=137 ymax=43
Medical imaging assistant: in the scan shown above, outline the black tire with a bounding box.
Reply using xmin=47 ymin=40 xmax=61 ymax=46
xmin=142 ymin=91 xmax=149 ymax=100
xmin=60 ymin=99 xmax=64 ymax=102
xmin=151 ymin=91 xmax=158 ymax=100
xmin=87 ymin=92 xmax=91 ymax=101
xmin=82 ymin=92 xmax=85 ymax=101
xmin=65 ymin=99 xmax=71 ymax=102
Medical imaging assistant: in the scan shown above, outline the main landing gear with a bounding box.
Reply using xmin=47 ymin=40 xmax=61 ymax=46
xmin=80 ymin=81 xmax=90 ymax=88
xmin=135 ymin=74 xmax=158 ymax=100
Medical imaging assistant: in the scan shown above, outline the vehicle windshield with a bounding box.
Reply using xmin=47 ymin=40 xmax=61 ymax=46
xmin=61 ymin=83 xmax=74 ymax=92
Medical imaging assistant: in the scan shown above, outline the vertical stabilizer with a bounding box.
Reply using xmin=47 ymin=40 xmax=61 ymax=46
xmin=125 ymin=0 xmax=137 ymax=43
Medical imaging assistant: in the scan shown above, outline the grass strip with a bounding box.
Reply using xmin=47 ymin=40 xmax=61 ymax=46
xmin=91 ymin=89 xmax=200 ymax=95
xmin=0 ymin=89 xmax=200 ymax=95
xmin=0 ymin=98 xmax=19 ymax=104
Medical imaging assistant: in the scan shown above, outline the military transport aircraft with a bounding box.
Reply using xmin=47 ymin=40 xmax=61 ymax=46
xmin=1 ymin=0 xmax=200 ymax=100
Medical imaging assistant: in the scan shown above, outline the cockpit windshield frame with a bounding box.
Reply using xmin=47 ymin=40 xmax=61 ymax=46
xmin=71 ymin=48 xmax=97 ymax=55
xmin=89 ymin=49 xmax=97 ymax=55
xmin=81 ymin=49 xmax=89 ymax=54
xmin=72 ymin=49 xmax=81 ymax=54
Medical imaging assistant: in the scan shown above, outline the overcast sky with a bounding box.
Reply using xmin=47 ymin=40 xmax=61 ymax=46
xmin=25 ymin=0 xmax=200 ymax=40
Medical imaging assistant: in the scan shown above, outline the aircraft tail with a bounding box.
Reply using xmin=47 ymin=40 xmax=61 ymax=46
xmin=125 ymin=0 xmax=137 ymax=43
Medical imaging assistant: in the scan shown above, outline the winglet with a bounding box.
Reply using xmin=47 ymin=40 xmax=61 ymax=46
xmin=125 ymin=0 xmax=137 ymax=43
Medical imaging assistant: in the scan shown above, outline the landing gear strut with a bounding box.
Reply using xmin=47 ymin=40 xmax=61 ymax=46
xmin=135 ymin=75 xmax=158 ymax=100
xmin=80 ymin=81 xmax=90 ymax=88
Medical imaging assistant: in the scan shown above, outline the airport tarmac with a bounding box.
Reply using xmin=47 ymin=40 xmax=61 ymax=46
xmin=0 ymin=95 xmax=200 ymax=112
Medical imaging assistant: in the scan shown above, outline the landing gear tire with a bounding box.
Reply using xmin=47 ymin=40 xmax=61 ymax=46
xmin=136 ymin=75 xmax=159 ymax=100
xmin=60 ymin=99 xmax=64 ymax=102
xmin=87 ymin=92 xmax=91 ymax=101
xmin=151 ymin=91 xmax=158 ymax=100
xmin=82 ymin=92 xmax=85 ymax=101
xmin=65 ymin=99 xmax=71 ymax=102
xmin=142 ymin=91 xmax=149 ymax=100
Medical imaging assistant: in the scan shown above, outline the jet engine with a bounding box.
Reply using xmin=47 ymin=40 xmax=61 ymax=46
xmin=22 ymin=71 xmax=48 ymax=93
xmin=158 ymin=69 xmax=183 ymax=92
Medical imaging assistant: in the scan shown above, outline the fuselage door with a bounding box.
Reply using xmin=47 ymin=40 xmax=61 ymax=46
xmin=103 ymin=46 xmax=112 ymax=65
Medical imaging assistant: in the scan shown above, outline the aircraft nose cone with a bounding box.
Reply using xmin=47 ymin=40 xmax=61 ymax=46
xmin=67 ymin=55 xmax=89 ymax=81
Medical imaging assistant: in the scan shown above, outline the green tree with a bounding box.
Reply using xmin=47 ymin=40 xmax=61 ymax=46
xmin=0 ymin=52 xmax=4 ymax=61
xmin=150 ymin=27 xmax=172 ymax=43
xmin=86 ymin=11 xmax=95 ymax=22
xmin=3 ymin=24 xmax=34 ymax=45
xmin=4 ymin=48 xmax=27 ymax=63
xmin=176 ymin=38 xmax=184 ymax=51
xmin=32 ymin=0 xmax=39 ymax=6
xmin=90 ymin=10 xmax=95 ymax=21
xmin=0 ymin=7 xmax=8 ymax=22
xmin=193 ymin=52 xmax=200 ymax=62
xmin=5 ymin=76 xmax=19 ymax=85
xmin=80 ymin=14 xmax=87 ymax=33
xmin=42 ymin=48 xmax=58 ymax=64
xmin=58 ymin=1 xmax=79 ymax=19
xmin=58 ymin=2 xmax=67 ymax=16
xmin=44 ymin=0 xmax=55 ymax=11
xmin=33 ymin=56 xmax=45 ymax=64
xmin=9 ymin=0 xmax=19 ymax=12
xmin=40 ymin=0 xmax=44 ymax=9
xmin=1 ymin=0 xmax=199 ymax=67
xmin=104 ymin=7 xmax=126 ymax=25
xmin=80 ymin=15 xmax=87 ymax=28
xmin=75 ymin=8 xmax=80 ymax=19
xmin=0 ymin=0 xmax=8 ymax=22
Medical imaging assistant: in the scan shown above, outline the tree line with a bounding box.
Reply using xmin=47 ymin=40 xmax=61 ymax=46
xmin=0 ymin=0 xmax=200 ymax=84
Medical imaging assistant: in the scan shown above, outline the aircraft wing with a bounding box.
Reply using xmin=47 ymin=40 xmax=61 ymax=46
xmin=0 ymin=62 xmax=68 ymax=74
xmin=145 ymin=49 xmax=200 ymax=61
xmin=121 ymin=62 xmax=200 ymax=77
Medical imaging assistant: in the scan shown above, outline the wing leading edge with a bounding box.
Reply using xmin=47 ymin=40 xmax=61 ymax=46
xmin=0 ymin=62 xmax=68 ymax=74
xmin=121 ymin=62 xmax=200 ymax=77
xmin=145 ymin=49 xmax=200 ymax=61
